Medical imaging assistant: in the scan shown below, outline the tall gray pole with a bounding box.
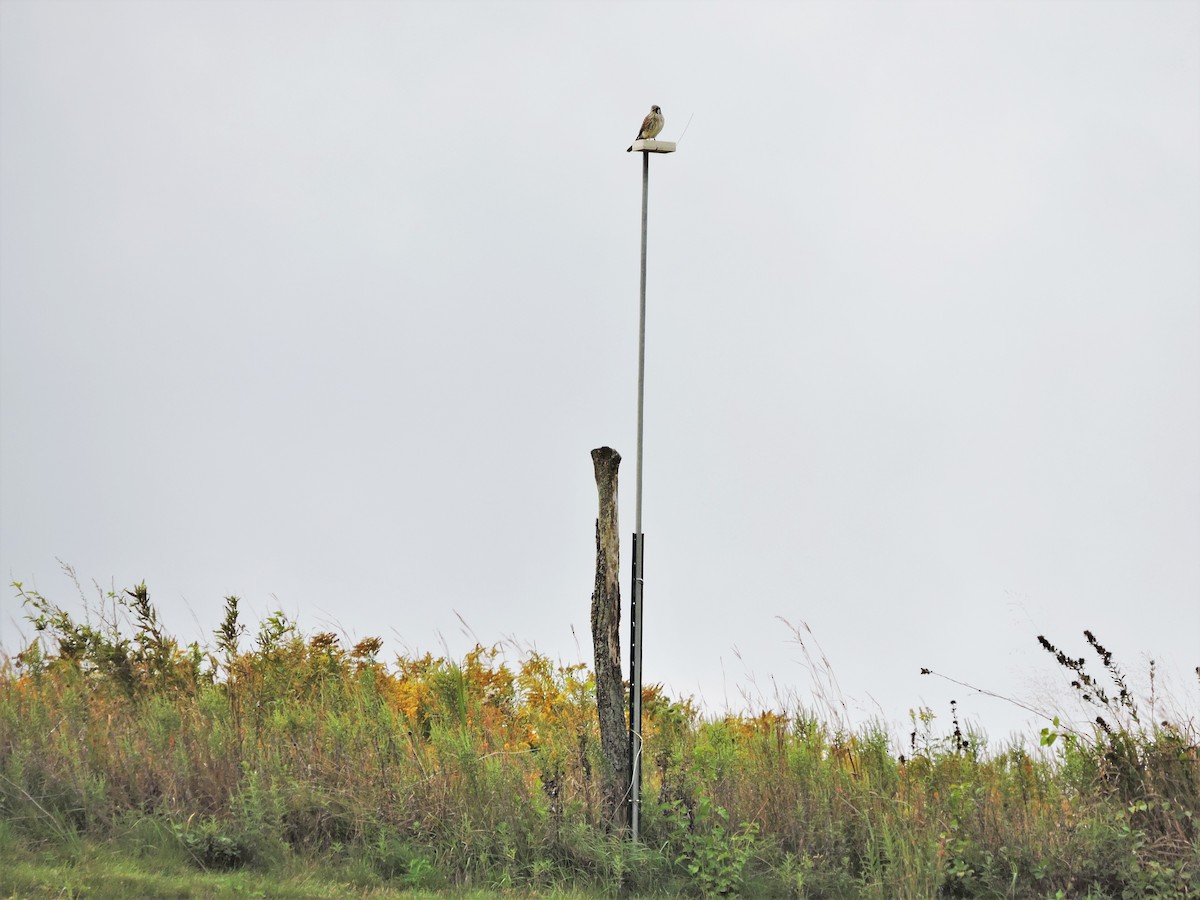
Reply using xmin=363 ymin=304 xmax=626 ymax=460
xmin=630 ymin=149 xmax=649 ymax=842
xmin=636 ymin=152 xmax=648 ymax=543
xmin=627 ymin=133 xmax=673 ymax=843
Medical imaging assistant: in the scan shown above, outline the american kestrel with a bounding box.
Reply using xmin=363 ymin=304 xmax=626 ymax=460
xmin=626 ymin=105 xmax=664 ymax=151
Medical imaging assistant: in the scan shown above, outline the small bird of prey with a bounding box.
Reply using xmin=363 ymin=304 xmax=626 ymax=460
xmin=627 ymin=105 xmax=664 ymax=151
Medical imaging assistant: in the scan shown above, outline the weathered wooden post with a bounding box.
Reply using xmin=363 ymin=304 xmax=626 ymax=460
xmin=590 ymin=446 xmax=630 ymax=833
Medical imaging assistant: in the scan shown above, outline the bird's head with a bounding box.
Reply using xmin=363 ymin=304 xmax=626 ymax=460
xmin=651 ymin=105 xmax=661 ymax=113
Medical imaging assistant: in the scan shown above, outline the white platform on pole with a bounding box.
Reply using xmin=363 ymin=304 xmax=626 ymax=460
xmin=629 ymin=140 xmax=677 ymax=153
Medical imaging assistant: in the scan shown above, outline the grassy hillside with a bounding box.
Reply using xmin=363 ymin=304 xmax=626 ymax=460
xmin=1 ymin=582 xmax=1196 ymax=897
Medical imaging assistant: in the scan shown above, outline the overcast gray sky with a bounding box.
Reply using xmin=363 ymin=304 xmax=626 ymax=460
xmin=2 ymin=0 xmax=1197 ymax=744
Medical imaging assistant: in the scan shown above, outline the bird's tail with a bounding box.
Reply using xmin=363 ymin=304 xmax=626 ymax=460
xmin=626 ymin=145 xmax=633 ymax=152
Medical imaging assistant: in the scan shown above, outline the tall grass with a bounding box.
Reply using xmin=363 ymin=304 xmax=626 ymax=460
xmin=1 ymin=581 xmax=1196 ymax=897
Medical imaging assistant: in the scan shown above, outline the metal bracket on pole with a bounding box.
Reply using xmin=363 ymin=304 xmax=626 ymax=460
xmin=629 ymin=532 xmax=644 ymax=837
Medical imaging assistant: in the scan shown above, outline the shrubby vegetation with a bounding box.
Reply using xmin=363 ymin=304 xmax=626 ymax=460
xmin=1 ymin=580 xmax=1196 ymax=897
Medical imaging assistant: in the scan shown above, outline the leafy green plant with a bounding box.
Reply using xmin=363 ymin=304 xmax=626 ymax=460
xmin=173 ymin=816 xmax=251 ymax=869
xmin=677 ymin=797 xmax=760 ymax=896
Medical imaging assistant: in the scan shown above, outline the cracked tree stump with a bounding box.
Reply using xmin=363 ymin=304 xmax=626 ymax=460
xmin=590 ymin=446 xmax=630 ymax=833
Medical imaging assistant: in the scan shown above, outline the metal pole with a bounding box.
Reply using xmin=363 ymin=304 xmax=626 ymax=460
xmin=636 ymin=151 xmax=649 ymax=540
xmin=630 ymin=149 xmax=649 ymax=842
